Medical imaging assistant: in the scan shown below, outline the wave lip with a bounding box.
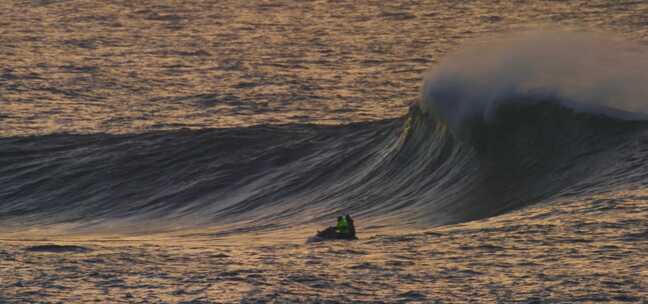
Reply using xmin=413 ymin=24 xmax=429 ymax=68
xmin=421 ymin=31 xmax=648 ymax=133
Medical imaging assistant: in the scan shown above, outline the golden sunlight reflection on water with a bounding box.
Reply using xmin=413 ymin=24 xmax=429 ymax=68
xmin=1 ymin=1 xmax=647 ymax=136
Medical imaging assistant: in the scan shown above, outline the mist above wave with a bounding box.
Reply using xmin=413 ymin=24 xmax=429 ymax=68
xmin=421 ymin=31 xmax=648 ymax=131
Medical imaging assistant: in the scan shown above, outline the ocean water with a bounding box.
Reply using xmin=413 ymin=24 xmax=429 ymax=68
xmin=1 ymin=1 xmax=648 ymax=302
xmin=1 ymin=0 xmax=648 ymax=232
xmin=1 ymin=1 xmax=647 ymax=136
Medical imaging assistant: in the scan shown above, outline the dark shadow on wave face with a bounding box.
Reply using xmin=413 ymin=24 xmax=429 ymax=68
xmin=465 ymin=99 xmax=647 ymax=168
xmin=449 ymin=100 xmax=648 ymax=220
xmin=0 ymin=120 xmax=399 ymax=230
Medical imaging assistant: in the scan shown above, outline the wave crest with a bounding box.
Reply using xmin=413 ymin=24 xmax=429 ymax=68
xmin=421 ymin=31 xmax=648 ymax=133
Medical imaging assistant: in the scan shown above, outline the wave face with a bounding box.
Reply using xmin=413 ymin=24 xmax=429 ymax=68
xmin=2 ymin=100 xmax=648 ymax=233
xmin=2 ymin=32 xmax=648 ymax=233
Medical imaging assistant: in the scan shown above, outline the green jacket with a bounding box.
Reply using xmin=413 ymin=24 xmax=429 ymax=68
xmin=336 ymin=217 xmax=349 ymax=234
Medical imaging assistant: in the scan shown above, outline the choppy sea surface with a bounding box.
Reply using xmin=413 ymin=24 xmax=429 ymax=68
xmin=1 ymin=1 xmax=648 ymax=302
xmin=1 ymin=0 xmax=647 ymax=136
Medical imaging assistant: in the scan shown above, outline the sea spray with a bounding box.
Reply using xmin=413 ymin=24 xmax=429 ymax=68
xmin=421 ymin=31 xmax=648 ymax=133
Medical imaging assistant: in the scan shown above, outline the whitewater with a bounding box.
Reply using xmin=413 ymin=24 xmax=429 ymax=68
xmin=1 ymin=1 xmax=648 ymax=303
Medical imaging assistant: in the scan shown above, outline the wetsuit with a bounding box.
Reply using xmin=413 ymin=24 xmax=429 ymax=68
xmin=336 ymin=217 xmax=349 ymax=235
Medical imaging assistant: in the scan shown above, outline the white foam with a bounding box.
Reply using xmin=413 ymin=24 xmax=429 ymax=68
xmin=421 ymin=31 xmax=648 ymax=130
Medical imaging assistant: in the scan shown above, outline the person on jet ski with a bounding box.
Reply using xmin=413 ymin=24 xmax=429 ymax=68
xmin=309 ymin=214 xmax=358 ymax=242
xmin=335 ymin=216 xmax=349 ymax=236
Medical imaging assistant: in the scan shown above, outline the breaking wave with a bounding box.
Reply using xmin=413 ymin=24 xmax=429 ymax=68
xmin=2 ymin=100 xmax=647 ymax=233
xmin=2 ymin=32 xmax=648 ymax=233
